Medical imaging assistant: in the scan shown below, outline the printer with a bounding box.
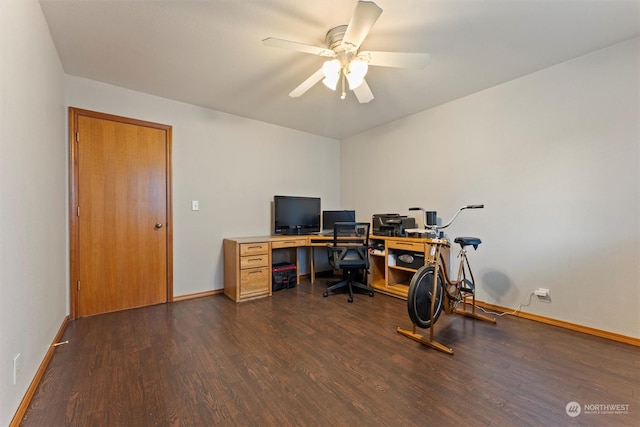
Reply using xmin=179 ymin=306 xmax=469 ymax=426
xmin=372 ymin=214 xmax=416 ymax=237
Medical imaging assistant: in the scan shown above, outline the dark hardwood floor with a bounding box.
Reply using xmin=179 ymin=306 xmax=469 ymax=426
xmin=21 ymin=279 xmax=638 ymax=426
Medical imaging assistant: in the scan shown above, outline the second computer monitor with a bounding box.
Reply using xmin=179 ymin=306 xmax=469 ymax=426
xmin=322 ymin=210 xmax=356 ymax=232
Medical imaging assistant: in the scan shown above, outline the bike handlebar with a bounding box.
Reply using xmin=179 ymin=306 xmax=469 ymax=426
xmin=409 ymin=204 xmax=484 ymax=231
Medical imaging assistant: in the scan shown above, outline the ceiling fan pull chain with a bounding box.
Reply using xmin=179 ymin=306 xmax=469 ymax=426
xmin=340 ymin=73 xmax=346 ymax=100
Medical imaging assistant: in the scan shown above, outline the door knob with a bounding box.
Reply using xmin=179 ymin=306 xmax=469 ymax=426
xmin=155 ymin=223 xmax=163 ymax=229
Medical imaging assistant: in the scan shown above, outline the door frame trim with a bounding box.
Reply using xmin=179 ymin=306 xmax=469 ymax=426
xmin=69 ymin=107 xmax=173 ymax=318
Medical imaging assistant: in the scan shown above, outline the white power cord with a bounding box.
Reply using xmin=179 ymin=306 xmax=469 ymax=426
xmin=474 ymin=292 xmax=535 ymax=317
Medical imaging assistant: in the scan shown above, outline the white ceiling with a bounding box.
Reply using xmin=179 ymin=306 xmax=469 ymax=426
xmin=39 ymin=0 xmax=639 ymax=140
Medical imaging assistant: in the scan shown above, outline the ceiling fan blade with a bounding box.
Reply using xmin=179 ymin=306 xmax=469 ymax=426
xmin=289 ymin=68 xmax=325 ymax=98
xmin=353 ymin=79 xmax=374 ymax=103
xmin=358 ymin=51 xmax=430 ymax=69
xmin=262 ymin=37 xmax=336 ymax=57
xmin=341 ymin=1 xmax=383 ymax=53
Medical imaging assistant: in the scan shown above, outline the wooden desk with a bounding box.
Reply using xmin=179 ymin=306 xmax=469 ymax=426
xmin=223 ymin=234 xmax=447 ymax=302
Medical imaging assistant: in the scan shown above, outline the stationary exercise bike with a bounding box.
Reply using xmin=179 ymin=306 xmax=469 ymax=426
xmin=397 ymin=205 xmax=496 ymax=354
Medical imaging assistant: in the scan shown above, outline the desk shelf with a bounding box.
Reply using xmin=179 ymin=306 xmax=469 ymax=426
xmin=369 ymin=235 xmax=449 ymax=300
xmin=368 ymin=250 xmax=386 ymax=290
xmin=389 ymin=265 xmax=419 ymax=273
xmin=380 ymin=283 xmax=410 ymax=298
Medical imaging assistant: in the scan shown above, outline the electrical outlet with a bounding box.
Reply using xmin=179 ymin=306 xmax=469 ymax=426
xmin=13 ymin=353 xmax=21 ymax=385
xmin=534 ymin=288 xmax=550 ymax=297
xmin=191 ymin=200 xmax=199 ymax=211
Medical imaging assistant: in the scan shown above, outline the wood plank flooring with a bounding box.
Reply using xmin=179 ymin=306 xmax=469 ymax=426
xmin=20 ymin=279 xmax=639 ymax=426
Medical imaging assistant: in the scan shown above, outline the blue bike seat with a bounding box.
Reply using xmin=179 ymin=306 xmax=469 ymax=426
xmin=454 ymin=237 xmax=481 ymax=250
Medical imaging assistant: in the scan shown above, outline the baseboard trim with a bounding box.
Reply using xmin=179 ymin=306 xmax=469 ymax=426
xmin=472 ymin=300 xmax=639 ymax=347
xmin=172 ymin=289 xmax=223 ymax=302
xmin=10 ymin=315 xmax=70 ymax=427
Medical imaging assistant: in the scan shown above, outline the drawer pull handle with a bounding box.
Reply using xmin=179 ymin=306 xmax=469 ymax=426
xmin=248 ymin=245 xmax=263 ymax=249
xmin=248 ymin=271 xmax=262 ymax=275
xmin=248 ymin=258 xmax=263 ymax=262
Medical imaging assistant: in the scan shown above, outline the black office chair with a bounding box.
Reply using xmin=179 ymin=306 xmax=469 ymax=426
xmin=323 ymin=221 xmax=375 ymax=303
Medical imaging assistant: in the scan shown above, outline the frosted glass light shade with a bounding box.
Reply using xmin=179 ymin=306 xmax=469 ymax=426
xmin=322 ymin=76 xmax=338 ymax=90
xmin=322 ymin=59 xmax=340 ymax=90
xmin=349 ymin=60 xmax=368 ymax=77
xmin=346 ymin=60 xmax=368 ymax=89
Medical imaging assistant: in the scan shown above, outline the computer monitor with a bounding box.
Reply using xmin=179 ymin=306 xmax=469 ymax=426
xmin=273 ymin=195 xmax=321 ymax=235
xmin=322 ymin=210 xmax=356 ymax=232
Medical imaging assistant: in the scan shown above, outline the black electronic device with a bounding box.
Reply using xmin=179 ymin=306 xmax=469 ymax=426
xmin=273 ymin=195 xmax=321 ymax=235
xmin=396 ymin=251 xmax=425 ymax=269
xmin=272 ymin=262 xmax=297 ymax=291
xmin=372 ymin=213 xmax=416 ymax=237
xmin=322 ymin=210 xmax=356 ymax=233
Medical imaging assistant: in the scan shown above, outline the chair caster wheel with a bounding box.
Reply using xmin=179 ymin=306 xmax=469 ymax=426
xmin=323 ymin=291 xmax=328 ymax=297
xmin=347 ymin=297 xmax=353 ymax=303
xmin=369 ymin=291 xmax=374 ymax=297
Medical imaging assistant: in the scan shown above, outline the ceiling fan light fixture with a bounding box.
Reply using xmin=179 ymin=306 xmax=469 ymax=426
xmin=345 ymin=59 xmax=368 ymax=90
xmin=349 ymin=59 xmax=368 ymax=77
xmin=345 ymin=73 xmax=363 ymax=90
xmin=321 ymin=59 xmax=341 ymax=90
xmin=322 ymin=76 xmax=339 ymax=90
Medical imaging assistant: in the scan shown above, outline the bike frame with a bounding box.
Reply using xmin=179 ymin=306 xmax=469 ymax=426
xmin=397 ymin=205 xmax=496 ymax=355
xmin=430 ymin=241 xmax=484 ymax=318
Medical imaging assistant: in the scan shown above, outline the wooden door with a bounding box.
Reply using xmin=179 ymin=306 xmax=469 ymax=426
xmin=70 ymin=108 xmax=172 ymax=317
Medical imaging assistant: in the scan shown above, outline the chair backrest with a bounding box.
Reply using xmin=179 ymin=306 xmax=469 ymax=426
xmin=329 ymin=222 xmax=370 ymax=270
xmin=331 ymin=221 xmax=369 ymax=246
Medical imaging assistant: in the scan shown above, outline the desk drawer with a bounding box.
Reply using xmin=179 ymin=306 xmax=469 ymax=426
xmin=271 ymin=238 xmax=307 ymax=249
xmin=240 ymin=242 xmax=269 ymax=256
xmin=240 ymin=254 xmax=269 ymax=269
xmin=387 ymin=240 xmax=425 ymax=252
xmin=240 ymin=267 xmax=270 ymax=296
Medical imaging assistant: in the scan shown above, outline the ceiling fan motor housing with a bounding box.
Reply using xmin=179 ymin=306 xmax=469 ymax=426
xmin=326 ymin=25 xmax=359 ymax=66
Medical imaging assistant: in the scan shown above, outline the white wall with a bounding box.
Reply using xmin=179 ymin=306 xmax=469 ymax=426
xmin=0 ymin=0 xmax=67 ymax=425
xmin=342 ymin=37 xmax=640 ymax=338
xmin=65 ymin=76 xmax=341 ymax=296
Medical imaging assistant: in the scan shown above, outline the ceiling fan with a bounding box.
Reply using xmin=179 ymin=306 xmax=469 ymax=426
xmin=262 ymin=0 xmax=430 ymax=103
